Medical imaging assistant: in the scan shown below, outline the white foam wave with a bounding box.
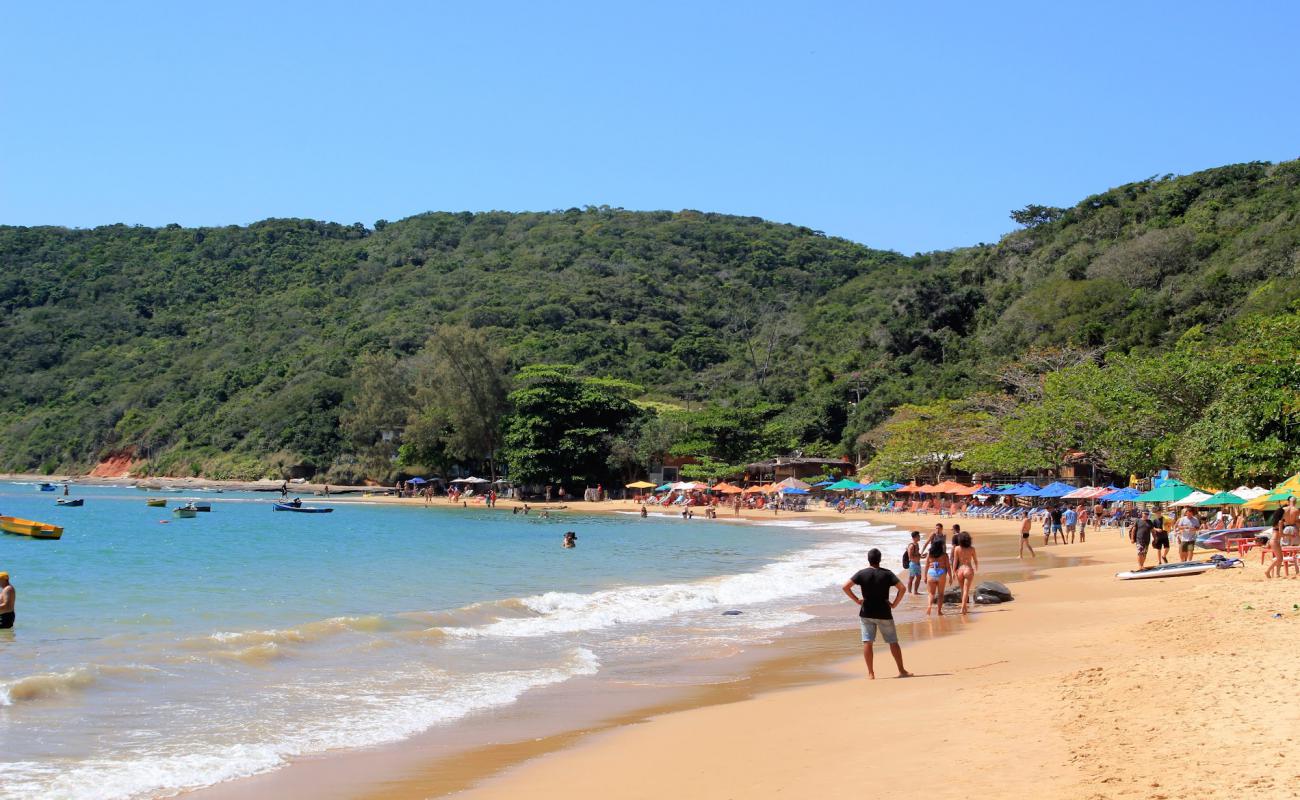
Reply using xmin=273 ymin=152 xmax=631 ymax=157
xmin=458 ymin=539 xmax=885 ymax=639
xmin=0 ymin=648 xmax=600 ymax=800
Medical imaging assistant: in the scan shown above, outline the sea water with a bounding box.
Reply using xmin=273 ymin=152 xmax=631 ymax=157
xmin=0 ymin=483 xmax=903 ymax=800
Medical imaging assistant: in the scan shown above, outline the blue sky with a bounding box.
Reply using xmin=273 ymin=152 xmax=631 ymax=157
xmin=2 ymin=1 xmax=1296 ymax=253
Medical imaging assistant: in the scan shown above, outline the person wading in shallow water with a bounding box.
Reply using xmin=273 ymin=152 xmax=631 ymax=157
xmin=842 ymin=548 xmax=911 ymax=680
xmin=0 ymin=572 xmax=15 ymax=629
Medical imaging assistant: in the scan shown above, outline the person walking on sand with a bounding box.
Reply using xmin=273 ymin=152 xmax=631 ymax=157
xmin=905 ymin=531 xmax=923 ymax=594
xmin=924 ymin=527 xmax=950 ymax=616
xmin=1063 ymin=505 xmax=1078 ymax=544
xmin=1131 ymin=511 xmax=1153 ymax=570
xmin=1175 ymin=507 xmax=1201 ymax=562
xmin=1019 ymin=514 xmax=1036 ymax=558
xmin=842 ymin=548 xmax=911 ymax=679
xmin=1265 ymin=520 xmax=1286 ymax=579
xmin=951 ymin=532 xmax=979 ymax=614
xmin=1150 ymin=514 xmax=1170 ymax=564
xmin=0 ymin=572 xmax=15 ymax=629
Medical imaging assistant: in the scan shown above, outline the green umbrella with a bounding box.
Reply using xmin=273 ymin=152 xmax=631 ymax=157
xmin=826 ymin=478 xmax=864 ymax=491
xmin=1134 ymin=480 xmax=1198 ymax=503
xmin=1195 ymin=491 xmax=1245 ymax=507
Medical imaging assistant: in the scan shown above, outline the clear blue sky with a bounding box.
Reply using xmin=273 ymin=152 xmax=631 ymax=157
xmin=2 ymin=1 xmax=1297 ymax=253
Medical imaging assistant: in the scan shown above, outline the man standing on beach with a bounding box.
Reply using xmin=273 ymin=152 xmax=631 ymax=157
xmin=1175 ymin=507 xmax=1201 ymax=562
xmin=905 ymin=532 xmax=923 ymax=594
xmin=842 ymin=549 xmax=911 ymax=679
xmin=1131 ymin=511 xmax=1153 ymax=570
xmin=0 ymin=572 xmax=15 ymax=629
xmin=1063 ymin=505 xmax=1078 ymax=543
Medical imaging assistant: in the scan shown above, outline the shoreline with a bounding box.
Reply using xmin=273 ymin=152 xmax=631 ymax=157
xmin=183 ymin=509 xmax=1071 ymax=800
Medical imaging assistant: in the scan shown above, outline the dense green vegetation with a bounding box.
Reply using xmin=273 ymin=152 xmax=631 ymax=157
xmin=1 ymin=158 xmax=1297 ymax=487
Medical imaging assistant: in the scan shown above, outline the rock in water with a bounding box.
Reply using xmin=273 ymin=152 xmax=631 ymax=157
xmin=942 ymin=586 xmax=962 ymax=604
xmin=722 ymin=610 xmax=743 ymax=616
xmin=974 ymin=592 xmax=1002 ymax=605
xmin=976 ymin=581 xmax=1013 ymax=601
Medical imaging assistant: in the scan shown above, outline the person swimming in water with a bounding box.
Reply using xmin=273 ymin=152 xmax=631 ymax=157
xmin=639 ymin=506 xmax=647 ymax=518
xmin=562 ymin=531 xmax=577 ymax=549
xmin=0 ymin=572 xmax=15 ymax=629
xmin=951 ymin=532 xmax=979 ymax=614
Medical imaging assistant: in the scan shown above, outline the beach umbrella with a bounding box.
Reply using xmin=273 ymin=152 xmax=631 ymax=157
xmin=1134 ymin=480 xmax=1197 ymax=503
xmin=1244 ymin=487 xmax=1300 ymax=510
xmin=711 ymin=482 xmax=744 ymax=494
xmin=1230 ymin=486 xmax=1269 ymax=500
xmin=1196 ymin=491 xmax=1245 ymax=507
xmin=813 ymin=480 xmax=836 ymax=487
xmin=1171 ymin=491 xmax=1213 ymax=507
xmin=1034 ymin=482 xmax=1078 ymax=498
xmin=826 ymin=478 xmax=864 ymax=491
xmin=1100 ymin=487 xmax=1140 ymax=502
xmin=931 ymin=480 xmax=973 ymax=494
xmin=779 ymin=487 xmax=809 ymax=495
xmin=776 ymin=477 xmax=812 ymax=491
xmin=452 ymin=476 xmax=489 ymax=484
xmin=655 ymin=483 xmax=674 ymax=492
xmin=894 ymin=482 xmax=921 ymax=494
xmin=625 ymin=480 xmax=657 ymax=489
xmin=405 ymin=477 xmax=428 ymax=485
xmin=741 ymin=484 xmax=767 ymax=494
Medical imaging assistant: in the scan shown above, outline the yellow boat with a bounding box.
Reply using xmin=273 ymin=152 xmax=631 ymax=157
xmin=1 ymin=516 xmax=64 ymax=540
xmin=146 ymin=498 xmax=167 ymax=507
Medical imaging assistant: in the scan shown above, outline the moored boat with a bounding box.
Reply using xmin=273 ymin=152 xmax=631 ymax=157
xmin=146 ymin=498 xmax=167 ymax=507
xmin=273 ymin=502 xmax=334 ymax=514
xmin=56 ymin=498 xmax=85 ymax=507
xmin=173 ymin=504 xmax=198 ymax=519
xmin=1 ymin=516 xmax=64 ymax=539
xmin=38 ymin=482 xmax=58 ymax=492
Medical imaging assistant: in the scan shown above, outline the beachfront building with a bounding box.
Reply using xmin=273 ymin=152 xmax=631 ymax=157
xmin=743 ymin=455 xmax=853 ymax=483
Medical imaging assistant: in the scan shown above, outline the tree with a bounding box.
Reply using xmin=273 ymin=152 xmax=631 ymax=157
xmin=864 ymin=399 xmax=998 ymax=480
xmin=1009 ymin=204 xmax=1065 ymax=228
xmin=502 ymin=365 xmax=642 ymax=487
xmin=339 ymin=353 xmax=413 ymax=474
xmin=404 ymin=325 xmax=510 ymax=479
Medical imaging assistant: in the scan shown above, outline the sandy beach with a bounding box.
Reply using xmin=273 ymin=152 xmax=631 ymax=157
xmin=434 ymin=510 xmax=1298 ymax=800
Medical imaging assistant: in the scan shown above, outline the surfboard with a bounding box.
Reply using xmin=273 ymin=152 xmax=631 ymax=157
xmin=1116 ymin=562 xmax=1219 ymax=580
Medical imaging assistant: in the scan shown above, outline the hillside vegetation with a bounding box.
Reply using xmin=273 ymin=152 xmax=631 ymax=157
xmin=1 ymin=159 xmax=1297 ymax=485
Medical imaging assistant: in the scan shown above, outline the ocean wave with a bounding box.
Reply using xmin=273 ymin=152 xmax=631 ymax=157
xmin=0 ymin=648 xmax=600 ymax=800
xmin=188 ymin=615 xmax=389 ymax=651
xmin=454 ymin=540 xmax=883 ymax=639
xmin=0 ymin=664 xmax=159 ymax=706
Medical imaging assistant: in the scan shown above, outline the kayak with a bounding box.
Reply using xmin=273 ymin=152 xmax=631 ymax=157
xmin=274 ymin=503 xmax=334 ymax=513
xmin=1117 ymin=562 xmax=1223 ymax=580
xmin=1 ymin=516 xmax=64 ymax=539
xmin=56 ymin=498 xmax=84 ymax=507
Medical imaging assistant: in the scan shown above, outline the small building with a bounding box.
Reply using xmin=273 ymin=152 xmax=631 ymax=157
xmin=744 ymin=456 xmax=854 ymax=483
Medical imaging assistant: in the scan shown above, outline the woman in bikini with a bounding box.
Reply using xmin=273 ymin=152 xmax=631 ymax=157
xmin=951 ymin=532 xmax=980 ymax=614
xmin=924 ymin=529 xmax=950 ymax=616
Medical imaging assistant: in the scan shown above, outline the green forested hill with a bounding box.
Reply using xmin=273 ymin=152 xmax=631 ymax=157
xmin=2 ymin=158 xmax=1298 ymax=481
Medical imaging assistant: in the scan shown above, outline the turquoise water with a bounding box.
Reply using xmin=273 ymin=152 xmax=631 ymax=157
xmin=0 ymin=482 xmax=899 ymax=800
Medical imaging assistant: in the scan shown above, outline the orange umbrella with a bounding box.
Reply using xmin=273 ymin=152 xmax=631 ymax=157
xmin=711 ymin=482 xmax=744 ymax=494
xmin=742 ymin=484 xmax=768 ymax=494
xmin=895 ymin=482 xmax=921 ymax=493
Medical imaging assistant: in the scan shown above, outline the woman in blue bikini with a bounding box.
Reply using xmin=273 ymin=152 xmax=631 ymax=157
xmin=924 ymin=529 xmax=950 ymax=616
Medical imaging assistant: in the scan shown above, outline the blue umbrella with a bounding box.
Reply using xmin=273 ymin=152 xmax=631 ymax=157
xmin=813 ymin=480 xmax=836 ymax=487
xmin=1034 ymin=482 xmax=1077 ymax=498
xmin=405 ymin=477 xmax=428 ymax=485
xmin=656 ymin=483 xmax=674 ymax=492
xmin=1101 ymin=487 xmax=1140 ymax=502
xmin=780 ymin=487 xmax=809 ymax=495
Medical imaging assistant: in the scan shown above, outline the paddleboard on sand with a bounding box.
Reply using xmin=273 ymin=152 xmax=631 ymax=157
xmin=1116 ymin=561 xmax=1226 ymax=580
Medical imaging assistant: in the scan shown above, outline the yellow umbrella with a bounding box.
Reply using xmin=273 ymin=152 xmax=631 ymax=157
xmin=1276 ymin=472 xmax=1300 ymax=493
xmin=1244 ymin=487 xmax=1300 ymax=511
xmin=625 ymin=481 xmax=657 ymax=489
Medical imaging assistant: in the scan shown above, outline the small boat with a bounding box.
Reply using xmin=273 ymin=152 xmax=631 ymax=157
xmin=146 ymin=498 xmax=167 ymax=507
xmin=192 ymin=502 xmax=212 ymax=512
xmin=161 ymin=486 xmax=186 ymax=493
xmin=38 ymin=483 xmax=58 ymax=492
xmin=56 ymin=498 xmax=85 ymax=507
xmin=173 ymin=504 xmax=198 ymax=519
xmin=273 ymin=502 xmax=334 ymax=514
xmin=1 ymin=516 xmax=64 ymax=539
